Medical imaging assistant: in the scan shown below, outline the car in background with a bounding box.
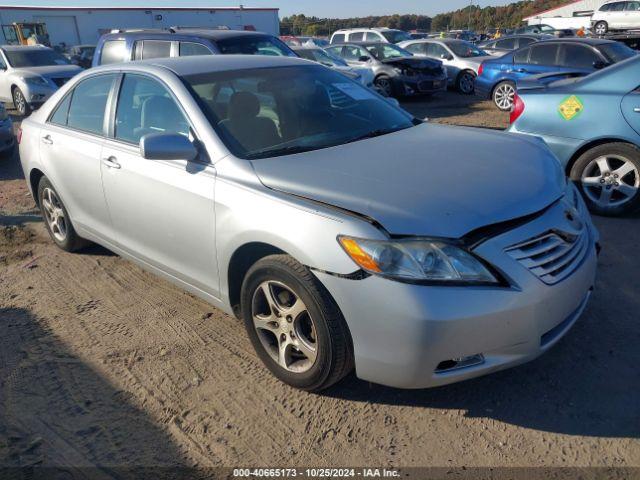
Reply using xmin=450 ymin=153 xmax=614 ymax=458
xmin=64 ymin=44 xmax=95 ymax=69
xmin=326 ymin=42 xmax=447 ymax=97
xmin=291 ymin=46 xmax=374 ymax=88
xmin=476 ymin=38 xmax=636 ymax=110
xmin=513 ymin=24 xmax=575 ymax=37
xmin=0 ymin=103 xmax=14 ymax=156
xmin=398 ymin=38 xmax=492 ymax=93
xmin=592 ymin=1 xmax=640 ymax=35
xmin=330 ymin=27 xmax=412 ymax=45
xmin=478 ymin=34 xmax=554 ymax=57
xmin=19 ymin=55 xmax=598 ymax=391
xmin=0 ymin=45 xmax=82 ymax=116
xmin=282 ymin=36 xmax=329 ymax=47
xmin=92 ymin=28 xmax=296 ymax=67
xmin=509 ymin=55 xmax=640 ymax=216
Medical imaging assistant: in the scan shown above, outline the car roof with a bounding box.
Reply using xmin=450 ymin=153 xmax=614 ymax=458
xmin=291 ymin=46 xmax=320 ymax=51
xmin=486 ymin=34 xmax=554 ymax=41
xmin=99 ymin=29 xmax=273 ymax=42
xmin=329 ymin=42 xmax=398 ymax=48
xmin=0 ymin=45 xmax=51 ymax=52
xmin=95 ymin=54 xmax=311 ymax=77
xmin=538 ymin=37 xmax=618 ymax=46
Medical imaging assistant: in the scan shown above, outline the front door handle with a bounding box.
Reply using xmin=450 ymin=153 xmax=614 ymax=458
xmin=634 ymin=107 xmax=640 ymax=113
xmin=42 ymin=134 xmax=53 ymax=145
xmin=102 ymin=156 xmax=121 ymax=169
xmin=515 ymin=68 xmax=528 ymax=73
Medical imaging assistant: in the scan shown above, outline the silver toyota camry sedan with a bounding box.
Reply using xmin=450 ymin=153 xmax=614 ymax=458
xmin=19 ymin=55 xmax=599 ymax=391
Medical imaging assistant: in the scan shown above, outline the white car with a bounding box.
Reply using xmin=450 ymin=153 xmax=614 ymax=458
xmin=330 ymin=27 xmax=412 ymax=45
xmin=592 ymin=0 xmax=640 ymax=34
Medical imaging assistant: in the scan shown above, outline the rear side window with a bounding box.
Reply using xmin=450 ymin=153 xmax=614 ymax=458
xmin=611 ymin=2 xmax=626 ymax=11
xmin=528 ymin=44 xmax=559 ymax=65
xmin=49 ymin=93 xmax=72 ymax=126
xmin=559 ymin=44 xmax=599 ymax=68
xmin=495 ymin=38 xmax=517 ymax=50
xmin=99 ymin=40 xmax=127 ymax=65
xmin=66 ymin=75 xmax=115 ymax=135
xmin=404 ymin=43 xmax=426 ymax=55
xmin=349 ymin=32 xmax=365 ymax=41
xmin=114 ymin=74 xmax=190 ymax=145
xmin=365 ymin=32 xmax=383 ymax=41
xmin=331 ymin=33 xmax=345 ymax=44
xmin=179 ymin=42 xmax=211 ymax=56
xmin=137 ymin=40 xmax=172 ymax=60
xmin=518 ymin=37 xmax=536 ymax=47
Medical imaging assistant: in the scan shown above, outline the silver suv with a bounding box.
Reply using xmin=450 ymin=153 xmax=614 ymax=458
xmin=330 ymin=27 xmax=412 ymax=44
xmin=19 ymin=55 xmax=598 ymax=391
xmin=0 ymin=45 xmax=82 ymax=116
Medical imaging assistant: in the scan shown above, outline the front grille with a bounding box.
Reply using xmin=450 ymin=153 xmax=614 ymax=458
xmin=505 ymin=229 xmax=589 ymax=285
xmin=51 ymin=77 xmax=70 ymax=87
xmin=418 ymin=80 xmax=444 ymax=92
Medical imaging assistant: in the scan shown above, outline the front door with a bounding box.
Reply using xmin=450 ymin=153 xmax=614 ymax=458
xmin=100 ymin=73 xmax=219 ymax=297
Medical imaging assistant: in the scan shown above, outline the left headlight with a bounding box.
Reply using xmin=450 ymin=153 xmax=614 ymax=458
xmin=21 ymin=75 xmax=49 ymax=86
xmin=338 ymin=236 xmax=499 ymax=284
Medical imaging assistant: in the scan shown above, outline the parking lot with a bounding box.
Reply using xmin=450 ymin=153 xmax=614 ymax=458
xmin=1 ymin=91 xmax=639 ymax=472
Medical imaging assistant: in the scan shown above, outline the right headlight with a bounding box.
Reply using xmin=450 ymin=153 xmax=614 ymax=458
xmin=338 ymin=236 xmax=499 ymax=284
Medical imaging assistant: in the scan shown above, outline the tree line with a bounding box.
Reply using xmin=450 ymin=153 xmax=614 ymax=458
xmin=280 ymin=0 xmax=570 ymax=36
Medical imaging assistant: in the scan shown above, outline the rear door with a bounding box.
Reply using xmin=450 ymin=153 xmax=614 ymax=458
xmin=37 ymin=74 xmax=116 ymax=235
xmin=521 ymin=42 xmax=562 ymax=76
xmin=623 ymin=1 xmax=640 ymax=27
xmin=100 ymin=73 xmax=219 ymax=296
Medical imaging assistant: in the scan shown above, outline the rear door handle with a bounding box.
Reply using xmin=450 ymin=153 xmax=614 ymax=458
xmin=634 ymin=107 xmax=640 ymax=113
xmin=515 ymin=68 xmax=528 ymax=73
xmin=102 ymin=156 xmax=121 ymax=169
xmin=42 ymin=134 xmax=53 ymax=145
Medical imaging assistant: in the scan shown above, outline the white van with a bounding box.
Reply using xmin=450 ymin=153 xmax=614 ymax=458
xmin=329 ymin=28 xmax=412 ymax=44
xmin=591 ymin=1 xmax=640 ymax=34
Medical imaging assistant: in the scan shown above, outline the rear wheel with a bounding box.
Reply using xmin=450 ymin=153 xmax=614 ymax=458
xmin=594 ymin=21 xmax=608 ymax=35
xmin=37 ymin=177 xmax=86 ymax=251
xmin=492 ymin=81 xmax=515 ymax=111
xmin=12 ymin=87 xmax=30 ymax=117
xmin=240 ymin=254 xmax=353 ymax=391
xmin=456 ymin=70 xmax=476 ymax=94
xmin=570 ymin=143 xmax=640 ymax=216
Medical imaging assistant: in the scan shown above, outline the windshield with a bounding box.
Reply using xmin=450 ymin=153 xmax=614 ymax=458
xmin=381 ymin=30 xmax=412 ymax=43
xmin=365 ymin=43 xmax=412 ymax=61
xmin=185 ymin=65 xmax=415 ymax=159
xmin=600 ymin=42 xmax=637 ymax=63
xmin=216 ymin=35 xmax=297 ymax=57
xmin=448 ymin=41 xmax=487 ymax=58
xmin=5 ymin=49 xmax=71 ymax=67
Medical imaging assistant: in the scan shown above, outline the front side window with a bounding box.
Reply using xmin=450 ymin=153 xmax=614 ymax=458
xmin=365 ymin=44 xmax=412 ymax=60
xmin=185 ymin=65 xmax=415 ymax=159
xmin=518 ymin=37 xmax=536 ymax=47
xmin=495 ymin=38 xmax=517 ymax=50
xmin=216 ymin=35 xmax=296 ymax=57
xmin=100 ymin=40 xmax=127 ymax=65
xmin=448 ymin=41 xmax=485 ymax=58
xmin=405 ymin=43 xmax=427 ymax=55
xmin=599 ymin=42 xmax=636 ymax=62
xmin=425 ymin=43 xmax=449 ymax=58
xmin=365 ymin=32 xmax=383 ymax=42
xmin=381 ymin=30 xmax=412 ymax=43
xmin=343 ymin=46 xmax=368 ymax=61
xmin=114 ymin=74 xmax=190 ymax=145
xmin=5 ymin=49 xmax=70 ymax=67
xmin=179 ymin=42 xmax=212 ymax=56
xmin=559 ymin=44 xmax=599 ymax=68
xmin=349 ymin=32 xmax=365 ymax=42
xmin=528 ymin=44 xmax=559 ymax=65
xmin=611 ymin=2 xmax=627 ymax=11
xmin=66 ymin=74 xmax=115 ymax=135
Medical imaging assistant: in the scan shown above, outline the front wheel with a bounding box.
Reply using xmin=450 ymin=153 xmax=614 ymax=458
xmin=240 ymin=255 xmax=353 ymax=391
xmin=12 ymin=87 xmax=31 ymax=117
xmin=594 ymin=21 xmax=608 ymax=35
xmin=456 ymin=70 xmax=476 ymax=94
xmin=570 ymin=143 xmax=640 ymax=216
xmin=492 ymin=81 xmax=515 ymax=111
xmin=374 ymin=75 xmax=394 ymax=97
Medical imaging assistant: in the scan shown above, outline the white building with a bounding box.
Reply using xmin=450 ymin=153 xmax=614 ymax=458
xmin=0 ymin=5 xmax=280 ymax=46
xmin=524 ymin=0 xmax=609 ymax=29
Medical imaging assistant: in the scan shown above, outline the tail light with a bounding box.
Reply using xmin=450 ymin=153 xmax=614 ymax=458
xmin=478 ymin=63 xmax=484 ymax=76
xmin=16 ymin=127 xmax=22 ymax=145
xmin=510 ymin=93 xmax=525 ymax=124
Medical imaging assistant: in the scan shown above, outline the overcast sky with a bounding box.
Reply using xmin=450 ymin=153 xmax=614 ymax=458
xmin=4 ymin=0 xmax=518 ymax=18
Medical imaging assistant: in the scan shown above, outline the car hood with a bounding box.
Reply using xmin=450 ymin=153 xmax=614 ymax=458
xmin=13 ymin=65 xmax=82 ymax=78
xmin=381 ymin=57 xmax=442 ymax=69
xmin=251 ymin=123 xmax=565 ymax=238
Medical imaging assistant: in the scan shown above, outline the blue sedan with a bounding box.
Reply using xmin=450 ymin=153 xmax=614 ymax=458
xmin=475 ymin=38 xmax=636 ymax=111
xmin=508 ymin=55 xmax=640 ymax=216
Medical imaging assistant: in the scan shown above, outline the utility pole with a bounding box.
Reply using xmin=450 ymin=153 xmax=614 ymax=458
xmin=468 ymin=0 xmax=473 ymax=30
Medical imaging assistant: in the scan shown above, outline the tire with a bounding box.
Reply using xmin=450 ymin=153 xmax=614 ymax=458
xmin=570 ymin=142 xmax=640 ymax=216
xmin=492 ymin=81 xmax=515 ymax=111
xmin=456 ymin=70 xmax=476 ymax=94
xmin=12 ymin=87 xmax=31 ymax=117
xmin=240 ymin=254 xmax=354 ymax=392
xmin=37 ymin=177 xmax=87 ymax=251
xmin=374 ymin=75 xmax=394 ymax=97
xmin=594 ymin=21 xmax=608 ymax=36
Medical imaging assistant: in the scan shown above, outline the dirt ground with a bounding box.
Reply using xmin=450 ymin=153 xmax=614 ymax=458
xmin=1 ymin=92 xmax=639 ymax=477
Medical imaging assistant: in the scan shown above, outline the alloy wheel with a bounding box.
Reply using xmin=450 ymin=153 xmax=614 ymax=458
xmin=375 ymin=77 xmax=392 ymax=97
xmin=581 ymin=155 xmax=639 ymax=209
xmin=41 ymin=187 xmax=68 ymax=242
xmin=459 ymin=72 xmax=475 ymax=94
xmin=494 ymin=83 xmax=515 ymax=110
xmin=13 ymin=89 xmax=26 ymax=116
xmin=594 ymin=22 xmax=607 ymax=35
xmin=251 ymin=280 xmax=318 ymax=373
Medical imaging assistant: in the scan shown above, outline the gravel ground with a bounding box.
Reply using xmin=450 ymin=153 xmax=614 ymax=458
xmin=0 ymin=92 xmax=639 ymax=477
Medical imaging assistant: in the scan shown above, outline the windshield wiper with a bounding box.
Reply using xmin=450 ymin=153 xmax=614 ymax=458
xmin=344 ymin=126 xmax=410 ymax=145
xmin=244 ymin=144 xmax=320 ymax=160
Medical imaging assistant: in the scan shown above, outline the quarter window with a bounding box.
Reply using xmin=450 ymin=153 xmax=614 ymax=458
xmin=49 ymin=93 xmax=72 ymax=126
xmin=528 ymin=44 xmax=559 ymax=65
xmin=365 ymin=32 xmax=383 ymax=41
xmin=99 ymin=40 xmax=127 ymax=65
xmin=66 ymin=75 xmax=115 ymax=135
xmin=513 ymin=47 xmax=530 ymax=63
xmin=611 ymin=2 xmax=626 ymax=11
xmin=425 ymin=43 xmax=449 ymax=58
xmin=136 ymin=40 xmax=172 ymax=60
xmin=179 ymin=42 xmax=211 ymax=56
xmin=114 ymin=74 xmax=190 ymax=145
xmin=626 ymin=1 xmax=640 ymax=10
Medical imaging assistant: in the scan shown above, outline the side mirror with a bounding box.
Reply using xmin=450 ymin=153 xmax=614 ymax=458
xmin=441 ymin=53 xmax=453 ymax=60
xmin=140 ymin=132 xmax=198 ymax=161
xmin=358 ymin=55 xmax=371 ymax=62
xmin=593 ymin=60 xmax=607 ymax=69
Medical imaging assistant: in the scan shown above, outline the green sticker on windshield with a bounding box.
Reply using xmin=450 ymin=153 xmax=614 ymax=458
xmin=558 ymin=95 xmax=584 ymax=121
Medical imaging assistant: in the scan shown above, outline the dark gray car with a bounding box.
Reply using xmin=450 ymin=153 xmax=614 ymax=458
xmin=478 ymin=34 xmax=554 ymax=57
xmin=325 ymin=42 xmax=447 ymax=97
